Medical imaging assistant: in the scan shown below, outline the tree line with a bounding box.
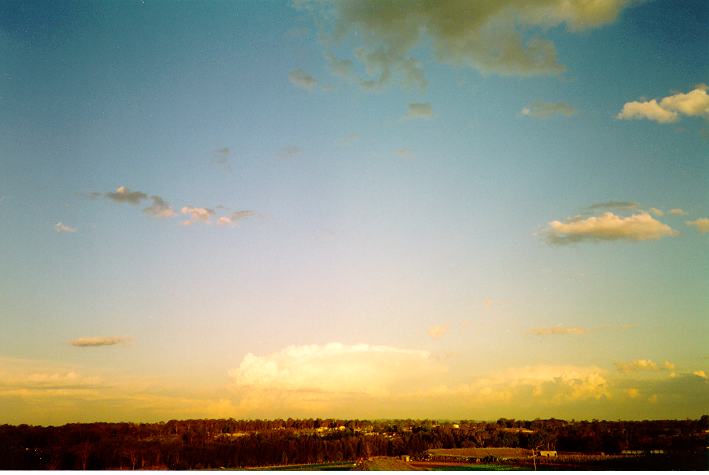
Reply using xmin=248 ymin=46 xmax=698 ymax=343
xmin=0 ymin=416 xmax=706 ymax=469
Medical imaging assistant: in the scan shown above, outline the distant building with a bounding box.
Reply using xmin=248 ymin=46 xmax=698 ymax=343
xmin=539 ymin=450 xmax=557 ymax=457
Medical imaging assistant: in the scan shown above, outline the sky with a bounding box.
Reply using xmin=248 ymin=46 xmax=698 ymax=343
xmin=0 ymin=0 xmax=707 ymax=425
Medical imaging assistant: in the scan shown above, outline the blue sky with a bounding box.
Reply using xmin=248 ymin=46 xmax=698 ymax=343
xmin=0 ymin=0 xmax=707 ymax=424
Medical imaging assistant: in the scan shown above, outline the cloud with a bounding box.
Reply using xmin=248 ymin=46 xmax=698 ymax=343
xmin=143 ymin=195 xmax=176 ymax=218
xmin=105 ymin=185 xmax=149 ymax=204
xmin=545 ymin=212 xmax=678 ymax=244
xmin=427 ymin=324 xmax=448 ymax=339
xmin=94 ymin=186 xmax=176 ymax=219
xmin=588 ymin=201 xmax=639 ymax=211
xmin=468 ymin=365 xmax=610 ymax=403
xmin=649 ymin=207 xmax=664 ymax=216
xmin=70 ymin=336 xmax=129 ymax=347
xmin=217 ymin=210 xmax=257 ymax=226
xmin=395 ymin=148 xmax=414 ymax=159
xmin=229 ymin=342 xmax=439 ymax=398
xmin=55 ymin=222 xmax=77 ymax=233
xmin=405 ymin=102 xmax=433 ymax=119
xmin=300 ymin=0 xmax=632 ymax=90
xmin=529 ymin=326 xmax=588 ymax=336
xmin=180 ymin=206 xmax=215 ymax=225
xmin=616 ymin=85 xmax=709 ymax=123
xmin=520 ymin=101 xmax=575 ymax=118
xmin=279 ymin=145 xmax=301 ymax=159
xmin=669 ymin=208 xmax=687 ymax=216
xmin=615 ymin=359 xmax=676 ymax=373
xmin=686 ymin=218 xmax=709 ymax=233
xmin=288 ymin=69 xmax=318 ymax=91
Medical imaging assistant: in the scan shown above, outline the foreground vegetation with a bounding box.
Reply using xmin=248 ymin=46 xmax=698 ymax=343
xmin=0 ymin=416 xmax=706 ymax=470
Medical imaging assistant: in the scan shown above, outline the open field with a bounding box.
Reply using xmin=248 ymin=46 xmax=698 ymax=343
xmin=429 ymin=448 xmax=532 ymax=458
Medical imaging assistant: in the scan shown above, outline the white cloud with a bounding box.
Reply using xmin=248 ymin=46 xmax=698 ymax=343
xmin=180 ymin=206 xmax=215 ymax=224
xmin=288 ymin=69 xmax=318 ymax=91
xmin=300 ymin=0 xmax=632 ymax=90
xmin=529 ymin=326 xmax=588 ymax=336
xmin=55 ymin=222 xmax=77 ymax=233
xmin=520 ymin=101 xmax=575 ymax=118
xmin=649 ymin=207 xmax=664 ymax=217
xmin=427 ymin=324 xmax=448 ymax=339
xmin=70 ymin=336 xmax=130 ymax=347
xmin=229 ymin=342 xmax=440 ymax=398
xmin=616 ymin=85 xmax=709 ymax=123
xmin=686 ymin=218 xmax=709 ymax=233
xmin=669 ymin=208 xmax=688 ymax=216
xmin=545 ymin=212 xmax=678 ymax=244
xmin=405 ymin=102 xmax=433 ymax=119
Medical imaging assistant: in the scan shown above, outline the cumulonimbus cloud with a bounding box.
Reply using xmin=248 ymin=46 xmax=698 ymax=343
xmin=520 ymin=101 xmax=575 ymax=118
xmin=289 ymin=69 xmax=318 ymax=91
xmin=300 ymin=0 xmax=633 ymax=90
xmin=686 ymin=218 xmax=709 ymax=233
xmin=70 ymin=336 xmax=129 ymax=347
xmin=616 ymin=85 xmax=709 ymax=123
xmin=529 ymin=326 xmax=588 ymax=336
xmin=229 ymin=342 xmax=439 ymax=397
xmin=544 ymin=212 xmax=678 ymax=244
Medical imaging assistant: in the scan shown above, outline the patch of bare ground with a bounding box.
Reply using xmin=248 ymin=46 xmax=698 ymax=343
xmin=355 ymin=456 xmax=420 ymax=471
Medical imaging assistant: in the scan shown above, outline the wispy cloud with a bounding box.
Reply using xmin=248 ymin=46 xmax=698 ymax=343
xmin=54 ymin=222 xmax=77 ymax=233
xmin=301 ymin=0 xmax=633 ymax=90
xmin=279 ymin=145 xmax=301 ymax=159
xmin=669 ymin=208 xmax=688 ymax=216
xmin=588 ymin=201 xmax=639 ymax=211
xmin=70 ymin=336 xmax=130 ymax=347
xmin=288 ymin=69 xmax=318 ymax=91
xmin=395 ymin=148 xmax=414 ymax=159
xmin=616 ymin=85 xmax=709 ymax=123
xmin=143 ymin=195 xmax=176 ymax=218
xmin=545 ymin=212 xmax=678 ymax=244
xmin=520 ymin=101 xmax=575 ymax=118
xmin=405 ymin=102 xmax=433 ymax=120
xmin=218 ymin=210 xmax=257 ymax=226
xmin=427 ymin=324 xmax=449 ymax=340
xmin=529 ymin=326 xmax=588 ymax=336
xmin=686 ymin=218 xmax=709 ymax=233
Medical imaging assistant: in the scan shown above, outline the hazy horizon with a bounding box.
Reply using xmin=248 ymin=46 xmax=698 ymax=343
xmin=1 ymin=0 xmax=707 ymax=426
